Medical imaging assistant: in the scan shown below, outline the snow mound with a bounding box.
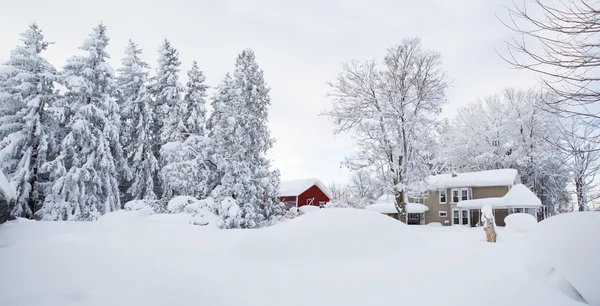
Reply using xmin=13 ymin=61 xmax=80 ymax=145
xmin=524 ymin=212 xmax=600 ymax=305
xmin=96 ymin=208 xmax=154 ymax=224
xmin=298 ymin=205 xmax=320 ymax=214
xmin=504 ymin=213 xmax=537 ymax=233
xmin=233 ymin=208 xmax=425 ymax=261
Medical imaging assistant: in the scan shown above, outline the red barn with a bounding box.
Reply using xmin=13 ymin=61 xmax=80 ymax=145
xmin=278 ymin=178 xmax=333 ymax=210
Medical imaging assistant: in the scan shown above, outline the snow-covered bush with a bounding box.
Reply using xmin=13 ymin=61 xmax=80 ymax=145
xmin=504 ymin=213 xmax=537 ymax=233
xmin=124 ymin=199 xmax=167 ymax=214
xmin=167 ymin=196 xmax=199 ymax=213
xmin=324 ymin=200 xmax=351 ymax=209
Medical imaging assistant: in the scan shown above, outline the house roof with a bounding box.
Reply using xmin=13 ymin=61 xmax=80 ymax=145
xmin=278 ymin=178 xmax=333 ymax=199
xmin=503 ymin=184 xmax=542 ymax=208
xmin=427 ymin=169 xmax=519 ymax=189
xmin=0 ymin=170 xmax=16 ymax=200
xmin=365 ymin=194 xmax=430 ymax=214
xmin=457 ymin=184 xmax=542 ymax=209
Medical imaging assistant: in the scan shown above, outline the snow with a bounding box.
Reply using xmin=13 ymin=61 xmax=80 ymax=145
xmin=0 ymin=170 xmax=16 ymax=200
xmin=278 ymin=178 xmax=333 ymax=199
xmin=298 ymin=205 xmax=320 ymax=214
xmin=457 ymin=197 xmax=504 ymax=209
xmin=233 ymin=208 xmax=425 ymax=262
xmin=364 ymin=194 xmax=430 ymax=213
xmin=504 ymin=213 xmax=537 ymax=233
xmin=457 ymin=184 xmax=542 ymax=209
xmin=523 ymin=212 xmax=600 ymax=305
xmin=0 ymin=209 xmax=590 ymax=306
xmin=427 ymin=168 xmax=518 ymax=188
xmin=504 ymin=184 xmax=542 ymax=208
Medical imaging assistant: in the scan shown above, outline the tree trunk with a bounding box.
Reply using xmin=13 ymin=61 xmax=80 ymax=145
xmin=575 ymin=176 xmax=585 ymax=211
xmin=483 ymin=215 xmax=497 ymax=243
xmin=394 ymin=190 xmax=407 ymax=224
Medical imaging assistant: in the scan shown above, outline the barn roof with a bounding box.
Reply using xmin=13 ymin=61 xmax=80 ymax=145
xmin=426 ymin=169 xmax=519 ymax=189
xmin=278 ymin=178 xmax=333 ymax=199
xmin=0 ymin=170 xmax=16 ymax=200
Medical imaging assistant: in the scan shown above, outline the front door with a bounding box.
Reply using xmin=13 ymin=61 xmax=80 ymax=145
xmin=452 ymin=208 xmax=470 ymax=226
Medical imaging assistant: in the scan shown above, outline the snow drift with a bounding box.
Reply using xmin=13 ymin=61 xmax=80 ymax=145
xmin=504 ymin=213 xmax=537 ymax=233
xmin=524 ymin=212 xmax=600 ymax=305
xmin=232 ymin=208 xmax=425 ymax=262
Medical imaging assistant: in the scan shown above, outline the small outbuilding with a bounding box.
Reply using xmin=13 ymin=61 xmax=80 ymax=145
xmin=278 ymin=178 xmax=332 ymax=211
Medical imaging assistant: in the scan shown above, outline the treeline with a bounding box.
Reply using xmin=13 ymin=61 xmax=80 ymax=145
xmin=0 ymin=23 xmax=283 ymax=227
xmin=326 ymin=39 xmax=599 ymax=217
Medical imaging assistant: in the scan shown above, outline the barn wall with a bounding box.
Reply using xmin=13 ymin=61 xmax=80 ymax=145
xmin=298 ymin=185 xmax=330 ymax=208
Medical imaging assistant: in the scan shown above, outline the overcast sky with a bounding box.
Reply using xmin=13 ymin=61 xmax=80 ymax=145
xmin=0 ymin=0 xmax=539 ymax=185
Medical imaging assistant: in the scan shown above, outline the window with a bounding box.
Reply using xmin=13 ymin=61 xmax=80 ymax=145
xmin=461 ymin=189 xmax=469 ymax=201
xmin=439 ymin=211 xmax=448 ymax=217
xmin=451 ymin=188 xmax=460 ymax=203
xmin=453 ymin=209 xmax=460 ymax=225
xmin=439 ymin=189 xmax=447 ymax=203
xmin=408 ymin=213 xmax=419 ymax=220
xmin=319 ymin=201 xmax=326 ymax=208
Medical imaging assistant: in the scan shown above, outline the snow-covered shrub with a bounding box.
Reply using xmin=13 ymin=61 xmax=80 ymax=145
xmin=167 ymin=196 xmax=199 ymax=213
xmin=124 ymin=199 xmax=167 ymax=214
xmin=504 ymin=213 xmax=537 ymax=233
xmin=216 ymin=197 xmax=242 ymax=229
xmin=324 ymin=200 xmax=351 ymax=209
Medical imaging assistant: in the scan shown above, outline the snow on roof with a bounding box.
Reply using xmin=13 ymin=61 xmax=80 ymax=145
xmin=457 ymin=197 xmax=505 ymax=209
xmin=427 ymin=169 xmax=518 ymax=189
xmin=278 ymin=178 xmax=333 ymax=199
xmin=365 ymin=194 xmax=430 ymax=214
xmin=457 ymin=184 xmax=542 ymax=209
xmin=503 ymin=184 xmax=542 ymax=208
xmin=0 ymin=170 xmax=16 ymax=200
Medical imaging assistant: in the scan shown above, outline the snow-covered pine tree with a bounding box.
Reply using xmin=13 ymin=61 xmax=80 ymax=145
xmin=207 ymin=50 xmax=281 ymax=228
xmin=160 ymin=61 xmax=212 ymax=199
xmin=38 ymin=23 xmax=123 ymax=221
xmin=183 ymin=61 xmax=208 ymax=136
xmin=117 ymin=40 xmax=158 ymax=201
xmin=0 ymin=23 xmax=59 ymax=218
xmin=152 ymin=40 xmax=184 ymax=146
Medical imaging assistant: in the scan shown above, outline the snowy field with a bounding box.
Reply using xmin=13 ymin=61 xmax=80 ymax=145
xmin=0 ymin=209 xmax=597 ymax=306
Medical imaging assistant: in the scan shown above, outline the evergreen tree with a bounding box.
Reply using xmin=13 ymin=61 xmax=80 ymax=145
xmin=183 ymin=61 xmax=208 ymax=136
xmin=39 ymin=23 xmax=123 ymax=221
xmin=152 ymin=40 xmax=184 ymax=147
xmin=0 ymin=23 xmax=58 ymax=218
xmin=207 ymin=50 xmax=281 ymax=228
xmin=160 ymin=61 xmax=211 ymax=199
xmin=117 ymin=40 xmax=158 ymax=201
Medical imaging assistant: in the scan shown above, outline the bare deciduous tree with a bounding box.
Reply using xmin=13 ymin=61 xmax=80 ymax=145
xmin=500 ymin=0 xmax=600 ymax=130
xmin=558 ymin=120 xmax=600 ymax=211
xmin=325 ymin=38 xmax=447 ymax=222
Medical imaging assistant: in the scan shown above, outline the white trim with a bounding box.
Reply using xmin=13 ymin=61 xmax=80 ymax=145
xmin=439 ymin=211 xmax=448 ymax=217
xmin=451 ymin=188 xmax=460 ymax=203
xmin=451 ymin=208 xmax=470 ymax=226
xmin=439 ymin=189 xmax=447 ymax=204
